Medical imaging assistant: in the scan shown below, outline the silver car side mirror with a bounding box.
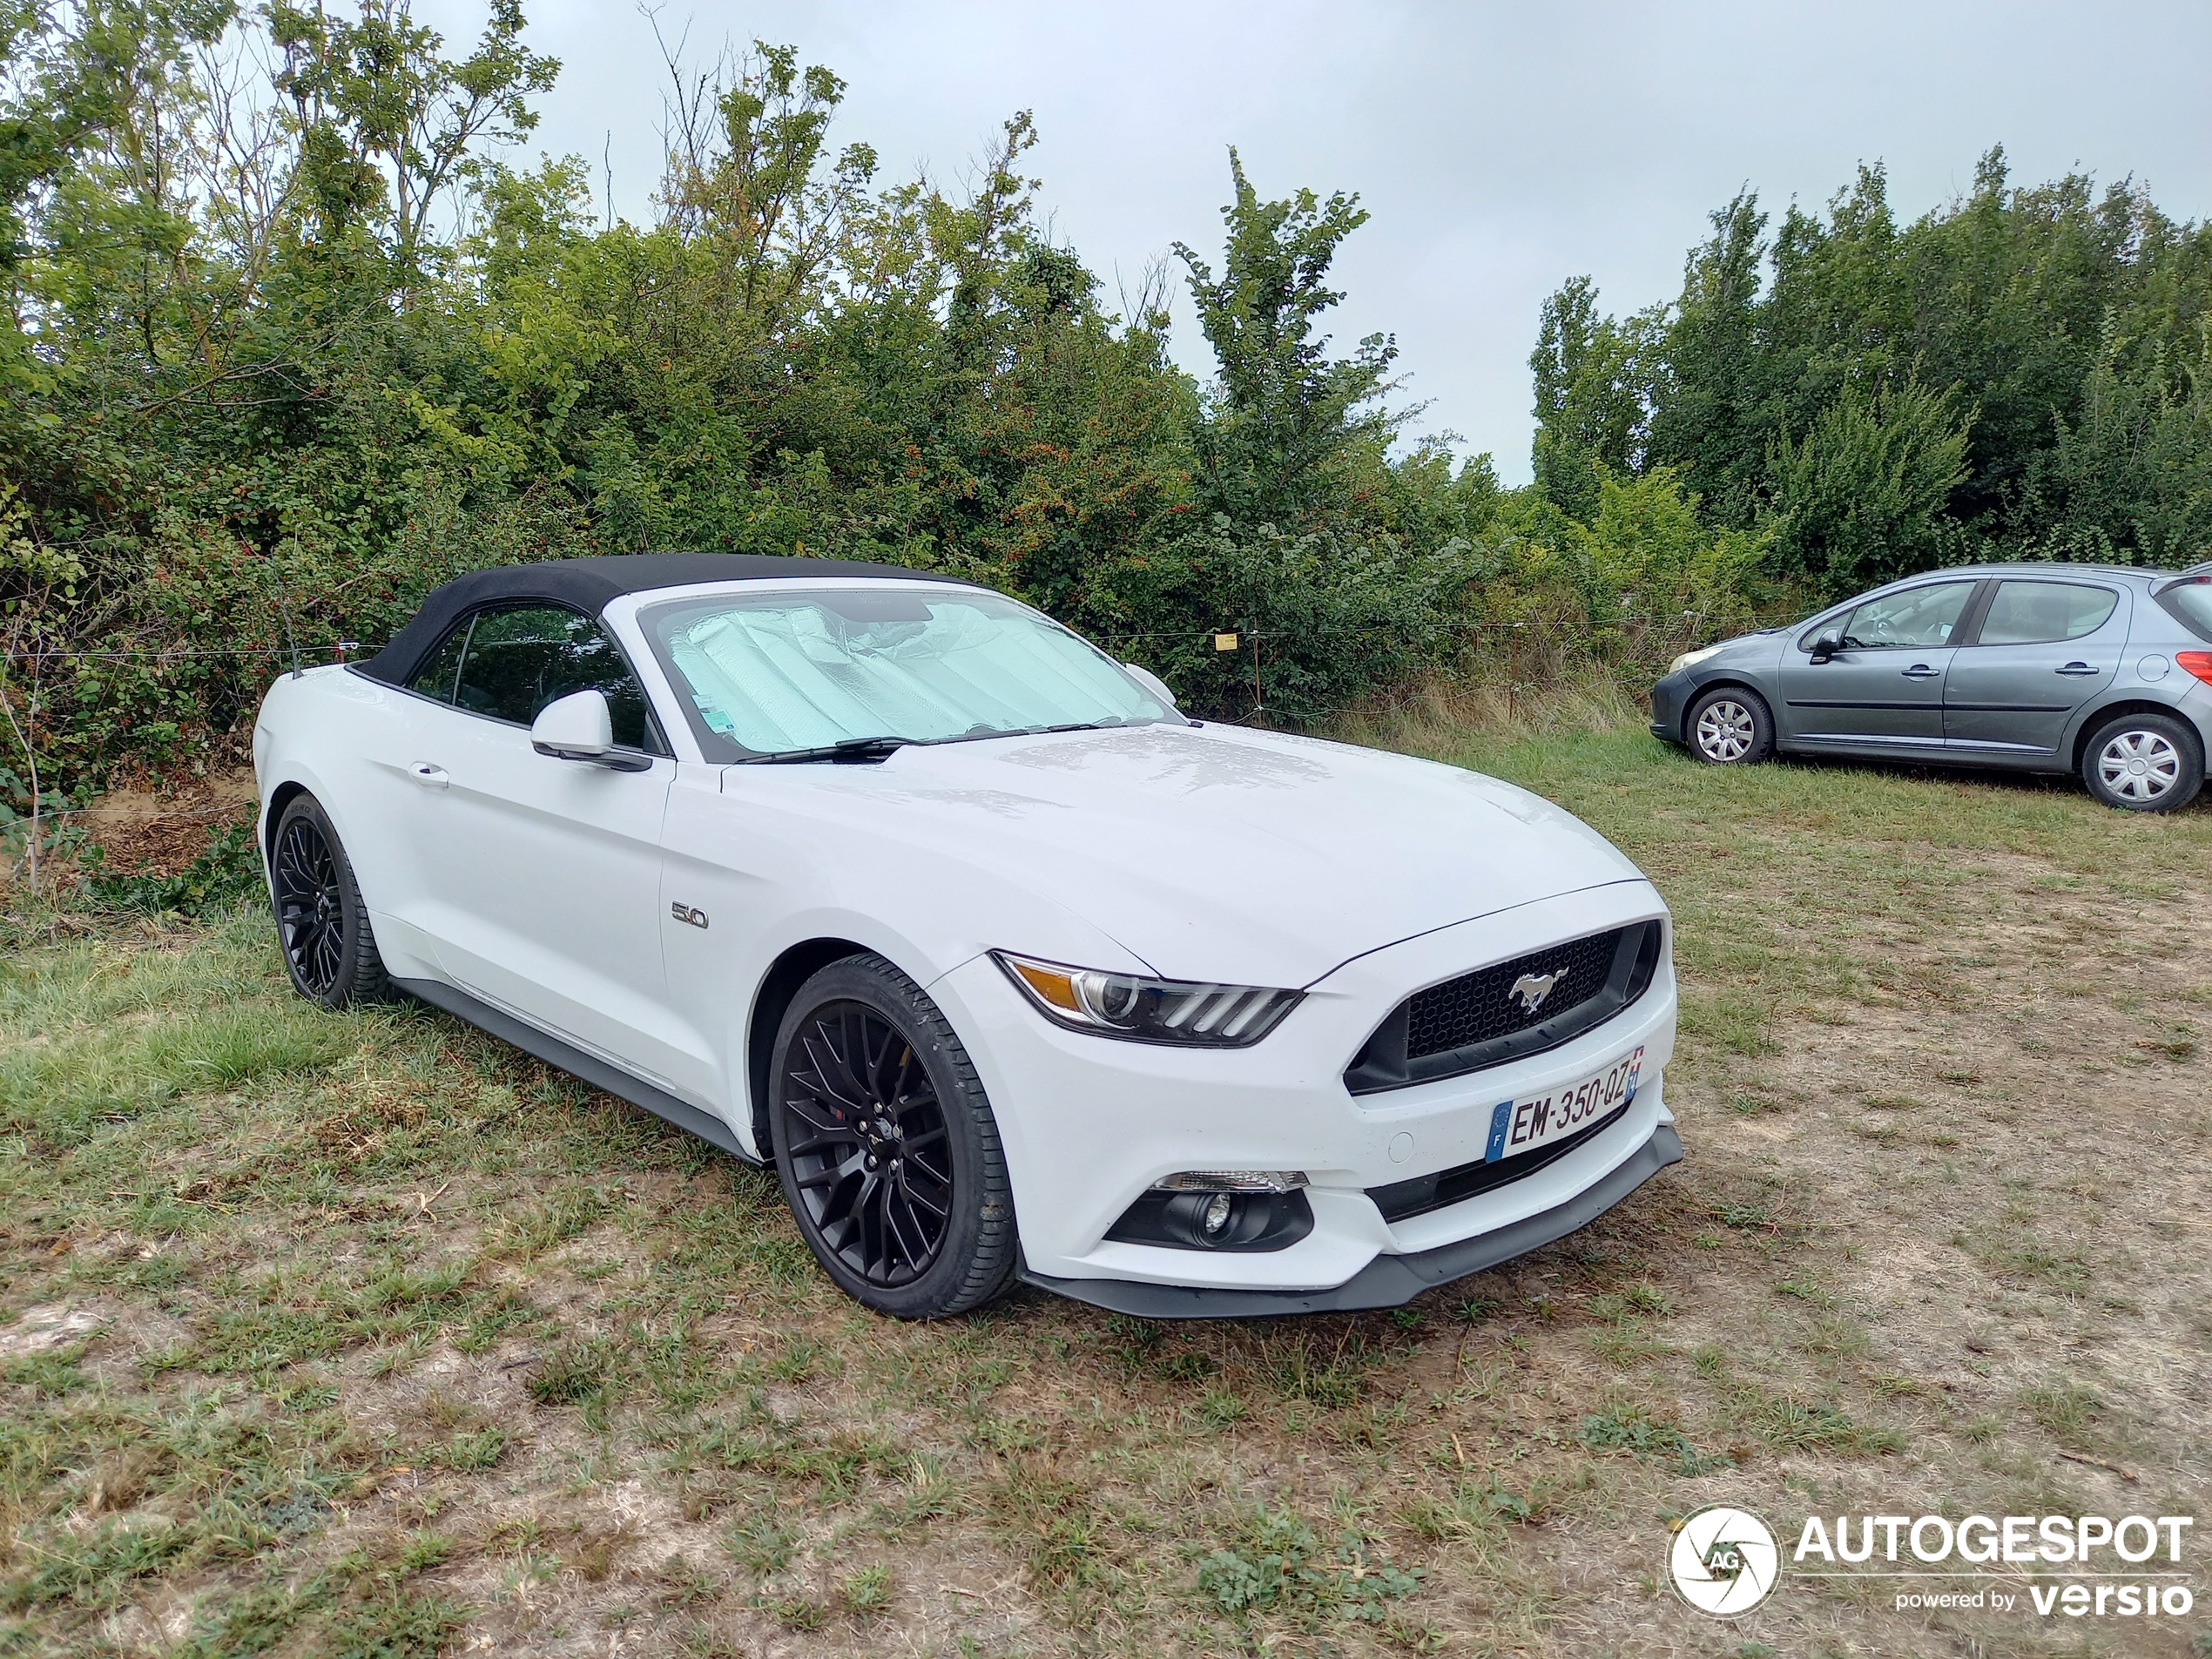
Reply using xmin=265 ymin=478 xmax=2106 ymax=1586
xmin=1123 ymin=662 xmax=1179 ymax=709
xmin=1809 ymin=628 xmax=1844 ymax=664
xmin=530 ymin=689 xmax=651 ymax=771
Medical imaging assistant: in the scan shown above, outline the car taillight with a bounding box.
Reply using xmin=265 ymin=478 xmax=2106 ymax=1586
xmin=2179 ymin=651 xmax=2212 ymax=687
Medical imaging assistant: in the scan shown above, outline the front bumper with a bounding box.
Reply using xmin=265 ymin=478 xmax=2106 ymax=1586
xmin=1021 ymin=1122 xmax=1682 ymax=1316
xmin=928 ymin=880 xmax=1678 ymax=1303
xmin=1649 ymin=670 xmax=1696 ymax=743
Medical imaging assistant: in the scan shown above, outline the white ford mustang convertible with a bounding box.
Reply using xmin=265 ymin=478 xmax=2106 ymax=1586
xmin=253 ymin=554 xmax=1682 ymax=1318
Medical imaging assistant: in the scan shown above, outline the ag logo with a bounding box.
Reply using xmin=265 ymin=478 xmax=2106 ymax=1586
xmin=1669 ymin=1504 xmax=1780 ymax=1615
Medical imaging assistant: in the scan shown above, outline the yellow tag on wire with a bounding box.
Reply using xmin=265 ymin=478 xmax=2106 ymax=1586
xmin=1213 ymin=632 xmax=1240 ymax=651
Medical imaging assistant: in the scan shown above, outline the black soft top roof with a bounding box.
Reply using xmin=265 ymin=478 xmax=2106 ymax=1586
xmin=356 ymin=553 xmax=961 ymax=687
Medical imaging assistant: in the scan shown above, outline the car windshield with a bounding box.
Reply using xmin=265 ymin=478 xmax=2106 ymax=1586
xmin=640 ymin=585 xmax=1173 ymax=759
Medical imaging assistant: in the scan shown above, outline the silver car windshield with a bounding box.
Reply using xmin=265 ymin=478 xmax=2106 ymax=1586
xmin=641 ymin=586 xmax=1172 ymax=759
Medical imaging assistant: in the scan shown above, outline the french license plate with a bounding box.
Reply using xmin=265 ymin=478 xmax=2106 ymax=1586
xmin=1484 ymin=1047 xmax=1644 ymax=1163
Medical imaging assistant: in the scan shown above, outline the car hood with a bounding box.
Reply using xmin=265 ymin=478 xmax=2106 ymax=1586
xmin=732 ymin=723 xmax=1651 ymax=987
xmin=1696 ymin=628 xmax=1790 ymax=667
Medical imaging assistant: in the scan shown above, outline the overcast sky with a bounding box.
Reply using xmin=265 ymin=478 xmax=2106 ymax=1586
xmin=417 ymin=1 xmax=2212 ymax=484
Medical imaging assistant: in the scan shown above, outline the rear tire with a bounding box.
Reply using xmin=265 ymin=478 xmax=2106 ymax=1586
xmin=1686 ymin=686 xmax=1775 ymax=765
xmin=768 ymin=954 xmax=1017 ymax=1318
xmin=2081 ymin=712 xmax=2203 ymax=812
xmin=270 ymin=794 xmax=389 ymax=1008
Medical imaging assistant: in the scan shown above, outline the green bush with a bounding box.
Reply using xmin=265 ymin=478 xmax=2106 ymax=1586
xmin=82 ymin=821 xmax=265 ymax=917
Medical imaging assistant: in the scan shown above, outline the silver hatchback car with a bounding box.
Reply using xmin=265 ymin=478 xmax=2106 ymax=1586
xmin=1649 ymin=562 xmax=2212 ymax=811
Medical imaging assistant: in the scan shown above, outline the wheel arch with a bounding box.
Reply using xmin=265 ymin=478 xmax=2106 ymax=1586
xmin=262 ymin=779 xmax=313 ymax=882
xmin=2067 ymin=698 xmax=2207 ymax=775
xmin=1681 ymin=678 xmax=1774 ymax=743
xmin=745 ymin=936 xmax=873 ymax=1157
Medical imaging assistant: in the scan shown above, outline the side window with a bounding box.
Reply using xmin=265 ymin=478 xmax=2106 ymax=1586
xmin=454 ymin=606 xmax=660 ymax=751
xmin=1837 ymin=582 xmax=1974 ymax=650
xmin=407 ymin=623 xmax=470 ymax=704
xmin=2159 ymin=574 xmax=2212 ymax=643
xmin=1977 ymin=581 xmax=2118 ymax=646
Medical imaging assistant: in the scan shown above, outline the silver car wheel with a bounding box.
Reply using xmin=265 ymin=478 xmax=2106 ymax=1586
xmin=1695 ymin=698 xmax=1757 ymax=763
xmin=2096 ymin=729 xmax=2182 ymax=802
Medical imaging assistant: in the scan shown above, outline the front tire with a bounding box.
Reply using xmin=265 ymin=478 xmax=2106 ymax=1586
xmin=1686 ymin=686 xmax=1775 ymax=765
xmin=2081 ymin=712 xmax=2204 ymax=812
xmin=270 ymin=794 xmax=389 ymax=1008
xmin=768 ymin=954 xmax=1017 ymax=1318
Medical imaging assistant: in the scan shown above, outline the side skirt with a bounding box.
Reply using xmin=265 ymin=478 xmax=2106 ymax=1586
xmin=1019 ymin=1124 xmax=1683 ymax=1319
xmin=394 ymin=976 xmax=763 ymax=1166
xmin=1774 ymin=739 xmax=2070 ymax=774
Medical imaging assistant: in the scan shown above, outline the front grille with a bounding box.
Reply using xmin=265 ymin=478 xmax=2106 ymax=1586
xmin=1344 ymin=920 xmax=1662 ymax=1096
xmin=1405 ymin=928 xmax=1624 ymax=1059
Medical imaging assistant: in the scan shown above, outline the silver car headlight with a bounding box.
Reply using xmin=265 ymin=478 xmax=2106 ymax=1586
xmin=993 ymin=952 xmax=1302 ymax=1047
xmin=1668 ymin=644 xmax=1724 ymax=676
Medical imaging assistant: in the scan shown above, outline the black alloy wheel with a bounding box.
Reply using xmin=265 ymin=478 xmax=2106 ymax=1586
xmin=781 ymin=999 xmax=952 ymax=1285
xmin=271 ymin=795 xmax=388 ymax=1008
xmin=769 ymin=954 xmax=1016 ymax=1318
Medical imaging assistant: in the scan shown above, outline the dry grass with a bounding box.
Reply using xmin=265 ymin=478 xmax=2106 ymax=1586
xmin=2 ymin=703 xmax=2208 ymax=1656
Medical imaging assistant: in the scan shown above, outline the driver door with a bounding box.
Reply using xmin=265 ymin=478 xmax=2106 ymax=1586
xmin=401 ymin=605 xmax=699 ymax=1087
xmin=1777 ymin=579 xmax=1979 ymax=748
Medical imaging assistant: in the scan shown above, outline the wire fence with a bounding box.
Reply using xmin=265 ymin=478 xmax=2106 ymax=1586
xmin=0 ymin=610 xmax=1738 ymax=847
xmin=2 ymin=800 xmax=248 ymax=827
xmin=1 ymin=610 xmax=1736 ymax=665
xmin=0 ymin=641 xmax=364 ymax=664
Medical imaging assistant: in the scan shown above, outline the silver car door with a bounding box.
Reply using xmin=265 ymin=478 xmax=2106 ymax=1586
xmin=1777 ymin=579 xmax=1977 ymax=746
xmin=1944 ymin=578 xmax=2129 ymax=757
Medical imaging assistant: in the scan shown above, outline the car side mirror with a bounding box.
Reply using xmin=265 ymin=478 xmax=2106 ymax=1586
xmin=1123 ymin=662 xmax=1178 ymax=709
xmin=1809 ymin=628 xmax=1844 ymax=664
xmin=530 ymin=689 xmax=651 ymax=770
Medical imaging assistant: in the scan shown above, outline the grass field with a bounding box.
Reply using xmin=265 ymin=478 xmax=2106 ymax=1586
xmin=3 ymin=710 xmax=2209 ymax=1658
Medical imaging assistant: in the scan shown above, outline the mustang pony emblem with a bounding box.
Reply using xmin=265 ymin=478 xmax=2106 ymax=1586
xmin=1511 ymin=968 xmax=1568 ymax=1015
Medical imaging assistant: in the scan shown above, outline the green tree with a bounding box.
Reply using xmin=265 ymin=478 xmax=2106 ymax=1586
xmin=1644 ymin=190 xmax=1770 ymax=523
xmin=1538 ymin=146 xmax=2212 ymax=585
xmin=2027 ymin=316 xmax=2212 ymax=563
xmin=1529 ymin=275 xmax=1649 ymax=522
xmin=266 ymin=0 xmax=556 ymax=279
xmin=1174 ymin=149 xmax=1399 ymax=531
xmin=1766 ymin=380 xmax=1973 ymax=591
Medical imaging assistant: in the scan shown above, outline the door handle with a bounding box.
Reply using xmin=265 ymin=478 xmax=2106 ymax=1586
xmin=2054 ymin=662 xmax=2101 ymax=677
xmin=409 ymin=763 xmax=448 ymax=788
xmin=1900 ymin=664 xmax=1939 ymax=679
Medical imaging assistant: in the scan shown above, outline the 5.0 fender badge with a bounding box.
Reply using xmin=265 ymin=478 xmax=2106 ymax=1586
xmin=670 ymin=903 xmax=709 ymax=930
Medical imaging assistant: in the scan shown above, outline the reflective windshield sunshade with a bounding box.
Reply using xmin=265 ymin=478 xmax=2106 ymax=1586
xmin=993 ymin=953 xmax=1302 ymax=1048
xmin=639 ymin=586 xmax=1174 ymax=760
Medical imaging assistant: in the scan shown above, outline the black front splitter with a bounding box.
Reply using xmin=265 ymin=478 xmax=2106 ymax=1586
xmin=1017 ymin=1123 xmax=1683 ymax=1319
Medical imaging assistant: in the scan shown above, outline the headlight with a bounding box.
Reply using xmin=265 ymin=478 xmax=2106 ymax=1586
xmin=993 ymin=952 xmax=1302 ymax=1047
xmin=1668 ymin=644 xmax=1724 ymax=676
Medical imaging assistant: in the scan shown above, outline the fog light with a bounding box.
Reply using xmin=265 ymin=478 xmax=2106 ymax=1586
xmin=1105 ymin=1187 xmax=1316 ymax=1253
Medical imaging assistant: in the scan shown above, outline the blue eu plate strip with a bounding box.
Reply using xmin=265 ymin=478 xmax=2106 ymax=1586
xmin=1484 ymin=1101 xmax=1512 ymax=1163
